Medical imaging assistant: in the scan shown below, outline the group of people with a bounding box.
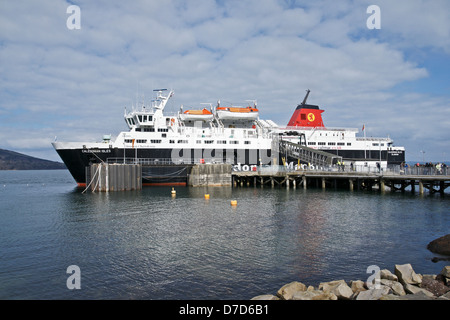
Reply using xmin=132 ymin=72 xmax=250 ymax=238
xmin=402 ymin=162 xmax=447 ymax=175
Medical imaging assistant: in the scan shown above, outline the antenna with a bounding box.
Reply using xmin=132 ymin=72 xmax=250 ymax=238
xmin=245 ymin=99 xmax=257 ymax=107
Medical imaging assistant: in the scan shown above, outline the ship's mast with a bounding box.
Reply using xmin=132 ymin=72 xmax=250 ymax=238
xmin=152 ymin=89 xmax=174 ymax=111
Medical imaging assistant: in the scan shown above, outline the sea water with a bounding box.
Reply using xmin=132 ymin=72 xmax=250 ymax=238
xmin=0 ymin=170 xmax=448 ymax=299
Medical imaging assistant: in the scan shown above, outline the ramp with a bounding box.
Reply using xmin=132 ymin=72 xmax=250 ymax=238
xmin=279 ymin=140 xmax=342 ymax=167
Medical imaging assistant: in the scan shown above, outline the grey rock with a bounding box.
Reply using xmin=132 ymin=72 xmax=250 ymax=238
xmin=404 ymin=283 xmax=435 ymax=298
xmin=380 ymin=279 xmax=406 ymax=296
xmin=380 ymin=269 xmax=398 ymax=281
xmin=251 ymin=294 xmax=279 ymax=300
xmin=440 ymin=266 xmax=450 ymax=278
xmin=395 ymin=263 xmax=422 ymax=285
xmin=319 ymin=280 xmax=353 ymax=300
xmin=292 ymin=290 xmax=337 ymax=300
xmin=355 ymin=286 xmax=392 ymax=300
xmin=350 ymin=280 xmax=367 ymax=294
xmin=277 ymin=281 xmax=307 ymax=300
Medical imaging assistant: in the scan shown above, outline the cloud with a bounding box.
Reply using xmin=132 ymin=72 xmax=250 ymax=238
xmin=0 ymin=0 xmax=448 ymax=162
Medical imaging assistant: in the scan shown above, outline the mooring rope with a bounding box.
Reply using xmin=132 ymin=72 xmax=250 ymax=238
xmin=82 ymin=163 xmax=101 ymax=194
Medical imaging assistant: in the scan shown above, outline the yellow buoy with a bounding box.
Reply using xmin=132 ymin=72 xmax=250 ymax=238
xmin=171 ymin=187 xmax=176 ymax=196
xmin=230 ymin=200 xmax=237 ymax=206
xmin=204 ymin=194 xmax=210 ymax=199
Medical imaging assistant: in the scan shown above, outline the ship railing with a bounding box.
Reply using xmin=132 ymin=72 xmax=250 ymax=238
xmin=106 ymin=157 xmax=234 ymax=165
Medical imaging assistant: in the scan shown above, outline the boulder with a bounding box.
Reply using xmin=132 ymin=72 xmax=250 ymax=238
xmin=395 ymin=264 xmax=422 ymax=285
xmin=251 ymin=294 xmax=279 ymax=300
xmin=350 ymin=280 xmax=367 ymax=295
xmin=404 ymin=283 xmax=435 ymax=298
xmin=440 ymin=266 xmax=450 ymax=279
xmin=277 ymin=281 xmax=307 ymax=300
xmin=437 ymin=291 xmax=450 ymax=300
xmin=355 ymin=286 xmax=391 ymax=300
xmin=319 ymin=280 xmax=353 ymax=300
xmin=400 ymin=291 xmax=435 ymax=300
xmin=380 ymin=279 xmax=406 ymax=296
xmin=292 ymin=290 xmax=337 ymax=300
xmin=427 ymin=234 xmax=450 ymax=256
xmin=380 ymin=269 xmax=398 ymax=281
xmin=420 ymin=277 xmax=449 ymax=297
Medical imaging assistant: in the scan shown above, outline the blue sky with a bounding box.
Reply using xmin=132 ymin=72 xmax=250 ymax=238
xmin=0 ymin=0 xmax=449 ymax=162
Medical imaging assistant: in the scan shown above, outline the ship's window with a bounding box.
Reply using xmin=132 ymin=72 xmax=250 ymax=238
xmin=178 ymin=140 xmax=188 ymax=144
xmin=205 ymin=140 xmax=214 ymax=144
xmin=301 ymin=114 xmax=306 ymax=120
xmin=138 ymin=115 xmax=143 ymax=122
xmin=135 ymin=128 xmax=141 ymax=132
xmin=328 ymin=142 xmax=335 ymax=145
xmin=196 ymin=140 xmax=201 ymax=144
xmin=217 ymin=140 xmax=227 ymax=144
xmin=136 ymin=139 xmax=147 ymax=143
xmin=318 ymin=142 xmax=326 ymax=145
xmin=373 ymin=143 xmax=379 ymax=146
xmin=124 ymin=139 xmax=133 ymax=143
xmin=244 ymin=141 xmax=251 ymax=144
xmin=230 ymin=141 xmax=239 ymax=144
xmin=337 ymin=142 xmax=345 ymax=146
xmin=169 ymin=140 xmax=175 ymax=144
xmin=162 ymin=134 xmax=167 ymax=138
xmin=151 ymin=140 xmax=162 ymax=143
xmin=347 ymin=143 xmax=351 ymax=146
xmin=308 ymin=142 xmax=316 ymax=145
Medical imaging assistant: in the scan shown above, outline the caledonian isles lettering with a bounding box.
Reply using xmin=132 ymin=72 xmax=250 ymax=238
xmin=179 ymin=304 xmax=268 ymax=317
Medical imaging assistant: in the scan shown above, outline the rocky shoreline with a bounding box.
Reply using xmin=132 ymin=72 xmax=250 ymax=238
xmin=251 ymin=264 xmax=450 ymax=300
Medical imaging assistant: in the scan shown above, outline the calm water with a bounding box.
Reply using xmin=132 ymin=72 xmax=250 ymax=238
xmin=0 ymin=170 xmax=448 ymax=300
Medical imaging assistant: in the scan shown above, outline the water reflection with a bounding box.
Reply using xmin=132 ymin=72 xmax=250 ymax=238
xmin=1 ymin=170 xmax=449 ymax=299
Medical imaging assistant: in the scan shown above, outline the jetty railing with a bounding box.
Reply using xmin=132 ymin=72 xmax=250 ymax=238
xmin=251 ymin=164 xmax=449 ymax=176
xmin=106 ymin=158 xmax=448 ymax=176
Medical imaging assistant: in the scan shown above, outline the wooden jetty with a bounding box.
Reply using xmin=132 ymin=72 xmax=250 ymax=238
xmin=232 ymin=169 xmax=450 ymax=194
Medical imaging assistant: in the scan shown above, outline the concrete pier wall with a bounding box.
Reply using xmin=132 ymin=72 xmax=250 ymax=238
xmin=188 ymin=164 xmax=232 ymax=187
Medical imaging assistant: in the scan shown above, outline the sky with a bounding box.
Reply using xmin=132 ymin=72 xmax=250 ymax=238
xmin=0 ymin=0 xmax=449 ymax=163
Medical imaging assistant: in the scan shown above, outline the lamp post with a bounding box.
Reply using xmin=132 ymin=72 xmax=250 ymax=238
xmin=420 ymin=150 xmax=425 ymax=163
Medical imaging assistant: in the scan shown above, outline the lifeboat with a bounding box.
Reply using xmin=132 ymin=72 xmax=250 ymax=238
xmin=179 ymin=108 xmax=214 ymax=121
xmin=216 ymin=106 xmax=259 ymax=120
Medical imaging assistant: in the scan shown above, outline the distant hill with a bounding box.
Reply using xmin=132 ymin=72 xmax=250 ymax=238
xmin=0 ymin=149 xmax=66 ymax=170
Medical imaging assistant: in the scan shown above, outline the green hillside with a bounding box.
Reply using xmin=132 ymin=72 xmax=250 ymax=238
xmin=0 ymin=149 xmax=66 ymax=170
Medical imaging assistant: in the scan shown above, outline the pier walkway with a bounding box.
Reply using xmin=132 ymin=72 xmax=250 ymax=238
xmin=232 ymin=165 xmax=450 ymax=194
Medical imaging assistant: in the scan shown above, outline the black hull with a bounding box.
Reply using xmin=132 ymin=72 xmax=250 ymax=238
xmin=55 ymin=146 xmax=405 ymax=186
xmin=315 ymin=149 xmax=405 ymax=165
xmin=55 ymin=147 xmax=271 ymax=186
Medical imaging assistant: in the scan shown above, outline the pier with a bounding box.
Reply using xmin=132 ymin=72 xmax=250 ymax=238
xmin=86 ymin=159 xmax=449 ymax=195
xmin=232 ymin=165 xmax=450 ymax=194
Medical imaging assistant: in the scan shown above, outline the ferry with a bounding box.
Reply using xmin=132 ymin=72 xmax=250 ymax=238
xmin=52 ymin=89 xmax=405 ymax=187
